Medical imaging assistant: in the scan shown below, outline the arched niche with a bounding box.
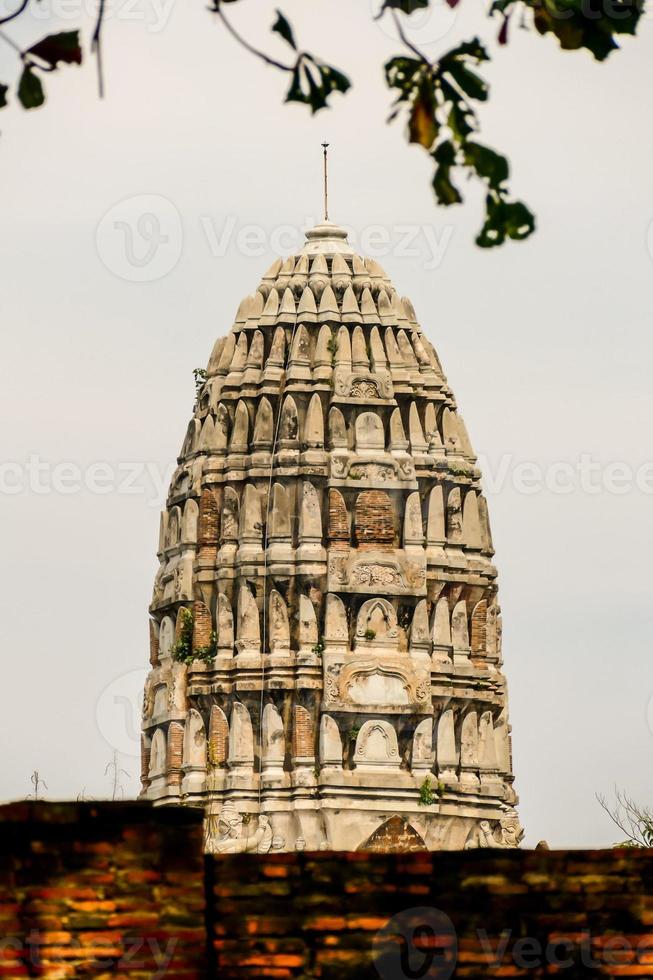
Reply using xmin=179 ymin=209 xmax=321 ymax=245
xmin=354 ymin=597 xmax=399 ymax=652
xmin=353 ymin=720 xmax=400 ymax=769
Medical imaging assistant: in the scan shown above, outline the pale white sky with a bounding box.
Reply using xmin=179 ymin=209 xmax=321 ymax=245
xmin=1 ymin=0 xmax=652 ymax=846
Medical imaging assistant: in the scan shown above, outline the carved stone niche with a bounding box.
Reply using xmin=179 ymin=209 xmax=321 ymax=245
xmin=322 ymin=599 xmax=431 ymax=713
xmin=354 ymin=598 xmax=399 ymax=655
xmin=353 ymin=720 xmax=400 ymax=769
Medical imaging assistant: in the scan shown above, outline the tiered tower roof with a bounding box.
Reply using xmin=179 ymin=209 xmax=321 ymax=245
xmin=141 ymin=221 xmax=522 ymax=852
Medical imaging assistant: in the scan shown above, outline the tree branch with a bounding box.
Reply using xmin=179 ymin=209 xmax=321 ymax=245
xmin=390 ymin=8 xmax=431 ymax=64
xmin=0 ymin=0 xmax=29 ymax=27
xmin=211 ymin=1 xmax=293 ymax=72
xmin=0 ymin=28 xmax=21 ymax=53
xmin=91 ymin=0 xmax=106 ymax=98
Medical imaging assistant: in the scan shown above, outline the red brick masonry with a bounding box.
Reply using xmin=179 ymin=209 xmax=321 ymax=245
xmin=1 ymin=802 xmax=653 ymax=979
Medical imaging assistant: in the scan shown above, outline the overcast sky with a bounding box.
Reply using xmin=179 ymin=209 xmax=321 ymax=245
xmin=1 ymin=0 xmax=652 ymax=847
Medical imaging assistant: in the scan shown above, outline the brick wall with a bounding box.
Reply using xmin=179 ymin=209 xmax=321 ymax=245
xmin=2 ymin=803 xmax=653 ymax=980
xmin=209 ymin=849 xmax=653 ymax=979
xmin=0 ymin=802 xmax=206 ymax=979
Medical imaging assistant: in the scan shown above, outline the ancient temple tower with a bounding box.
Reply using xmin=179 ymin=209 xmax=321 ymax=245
xmin=141 ymin=220 xmax=522 ymax=853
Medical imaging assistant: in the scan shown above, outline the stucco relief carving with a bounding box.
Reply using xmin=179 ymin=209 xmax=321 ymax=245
xmin=339 ymin=659 xmax=429 ymax=707
xmin=204 ymin=802 xmax=272 ymax=854
xmin=333 ymin=368 xmax=392 ymax=400
xmin=328 ymin=552 xmax=426 ymax=595
xmin=353 ymin=720 xmax=400 ymax=767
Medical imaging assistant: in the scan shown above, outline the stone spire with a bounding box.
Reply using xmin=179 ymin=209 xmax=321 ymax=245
xmin=141 ymin=220 xmax=522 ymax=852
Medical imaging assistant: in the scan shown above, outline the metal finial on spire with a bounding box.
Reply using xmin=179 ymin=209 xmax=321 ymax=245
xmin=321 ymin=142 xmax=329 ymax=222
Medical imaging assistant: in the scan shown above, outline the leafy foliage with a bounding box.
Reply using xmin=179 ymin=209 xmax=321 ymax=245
xmin=379 ymin=0 xmax=430 ymax=12
xmin=271 ymin=10 xmax=296 ymax=49
xmin=0 ymin=0 xmax=643 ymax=248
xmin=418 ymin=776 xmax=437 ymax=806
xmin=172 ymin=608 xmax=193 ymax=664
xmin=418 ymin=777 xmax=445 ymax=805
xmin=193 ymin=367 xmax=208 ymax=394
xmin=271 ymin=10 xmax=351 ymax=114
xmin=0 ymin=30 xmax=82 ymax=112
xmin=17 ymin=66 xmax=44 ymax=110
xmin=386 ymin=40 xmax=535 ymax=247
xmin=27 ymin=30 xmax=82 ymax=68
xmin=194 ymin=632 xmax=218 ymax=664
xmin=172 ymin=607 xmax=217 ymax=665
xmin=491 ymin=0 xmax=643 ymax=61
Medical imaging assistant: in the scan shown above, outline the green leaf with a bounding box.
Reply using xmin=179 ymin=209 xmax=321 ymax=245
xmin=476 ymin=194 xmax=535 ymax=248
xmin=385 ymin=55 xmax=423 ymax=101
xmin=443 ymin=37 xmax=489 ymax=62
xmin=448 ymin=101 xmax=474 ymax=139
xmin=409 ymin=80 xmax=437 ymax=148
xmin=0 ymin=83 xmax=8 ymax=109
xmin=27 ymin=30 xmax=82 ymax=68
xmin=17 ymin=67 xmax=45 ymax=110
xmin=380 ymin=0 xmax=429 ymax=11
xmin=444 ymin=62 xmax=488 ymax=101
xmin=272 ymin=9 xmax=297 ymax=49
xmin=464 ymin=141 xmax=509 ymax=190
xmin=530 ymin=0 xmax=642 ymax=60
xmin=431 ymin=140 xmax=462 ymax=206
xmin=285 ymin=55 xmax=350 ymax=114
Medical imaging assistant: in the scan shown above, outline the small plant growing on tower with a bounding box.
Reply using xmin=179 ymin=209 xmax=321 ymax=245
xmin=363 ymin=628 xmax=376 ymax=641
xmin=312 ymin=637 xmax=325 ymax=656
xmin=193 ymin=367 xmax=208 ymax=394
xmin=418 ymin=776 xmax=437 ymax=807
xmin=326 ymin=337 xmax=338 ymax=366
xmin=348 ymin=726 xmax=360 ymax=742
xmin=194 ymin=631 xmax=218 ymax=665
xmin=172 ymin=608 xmax=193 ymax=664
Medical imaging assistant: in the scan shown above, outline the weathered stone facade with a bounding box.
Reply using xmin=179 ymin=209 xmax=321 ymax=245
xmin=141 ymin=220 xmax=522 ymax=852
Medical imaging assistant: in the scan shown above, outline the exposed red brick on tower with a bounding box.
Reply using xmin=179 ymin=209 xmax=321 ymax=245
xmin=193 ymin=599 xmax=213 ymax=651
xmin=140 ymin=736 xmax=151 ymax=790
xmin=198 ymin=487 xmax=220 ymax=557
xmin=208 ymin=708 xmax=229 ymax=767
xmin=149 ymin=618 xmax=159 ymax=665
xmin=328 ymin=488 xmax=349 ymax=547
xmin=167 ymin=722 xmax=184 ymax=786
xmin=292 ymin=705 xmax=314 ymax=760
xmin=361 ymin=815 xmax=427 ymax=852
xmin=354 ymin=490 xmax=395 ymax=550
